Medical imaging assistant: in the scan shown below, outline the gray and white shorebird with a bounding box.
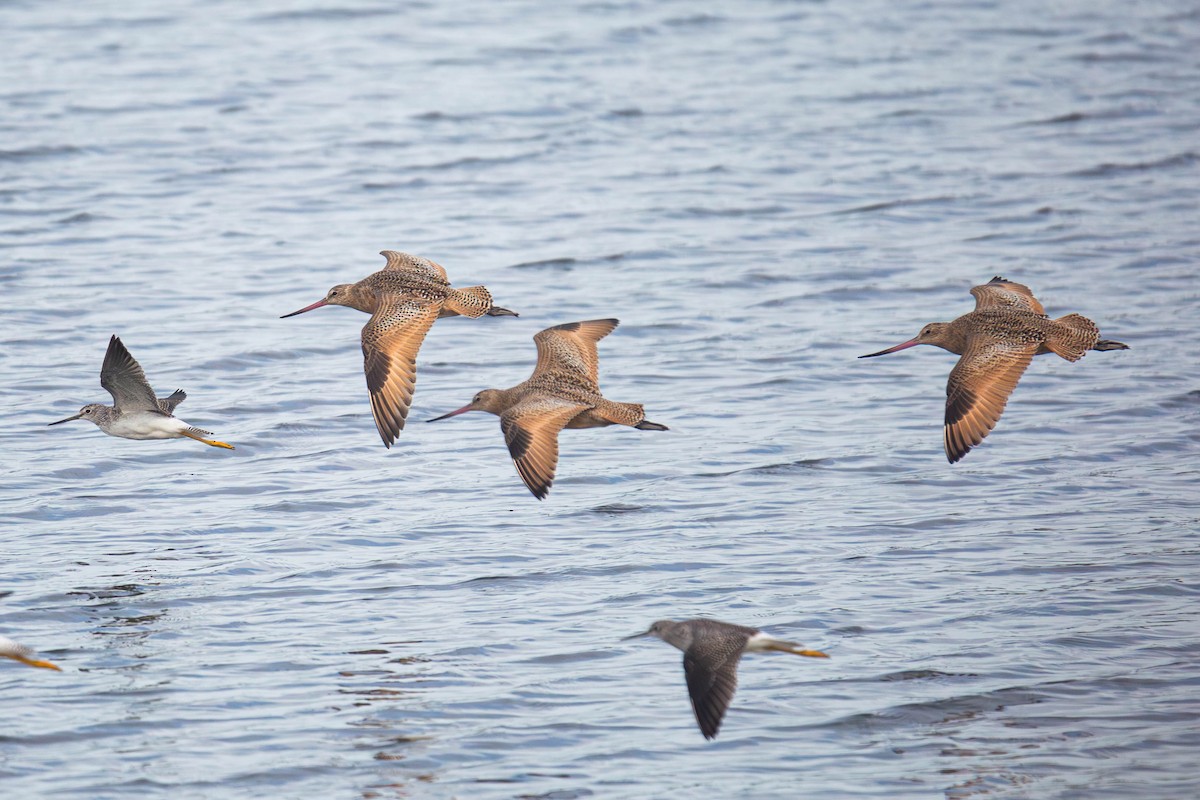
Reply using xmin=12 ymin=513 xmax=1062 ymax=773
xmin=624 ymin=618 xmax=829 ymax=740
xmin=0 ymin=635 xmax=61 ymax=671
xmin=48 ymin=335 xmax=234 ymax=449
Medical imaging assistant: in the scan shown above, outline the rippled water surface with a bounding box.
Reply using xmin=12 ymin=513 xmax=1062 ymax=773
xmin=3 ymin=1 xmax=1199 ymax=798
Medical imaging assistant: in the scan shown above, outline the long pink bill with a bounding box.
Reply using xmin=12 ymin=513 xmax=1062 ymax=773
xmin=426 ymin=404 xmax=475 ymax=423
xmin=858 ymin=337 xmax=921 ymax=358
xmin=280 ymin=299 xmax=328 ymax=318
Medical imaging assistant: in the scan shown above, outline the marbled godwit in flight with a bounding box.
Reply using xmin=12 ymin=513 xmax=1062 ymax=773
xmin=281 ymin=250 xmax=517 ymax=447
xmin=427 ymin=319 xmax=667 ymax=499
xmin=859 ymin=276 xmax=1129 ymax=463
xmin=48 ymin=335 xmax=234 ymax=449
xmin=0 ymin=636 xmax=61 ymax=671
xmin=623 ymin=618 xmax=828 ymax=740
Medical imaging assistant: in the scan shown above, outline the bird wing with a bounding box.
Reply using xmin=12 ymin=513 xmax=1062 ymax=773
xmin=944 ymin=337 xmax=1037 ymax=463
xmin=531 ymin=319 xmax=619 ymax=387
xmin=499 ymin=397 xmax=589 ymax=499
xmin=157 ymin=389 xmax=186 ymax=414
xmin=970 ymin=276 xmax=1046 ymax=316
xmin=361 ymin=297 xmax=442 ymax=447
xmin=683 ymin=634 xmax=747 ymax=740
xmin=379 ymin=250 xmax=449 ymax=283
xmin=100 ymin=335 xmax=163 ymax=414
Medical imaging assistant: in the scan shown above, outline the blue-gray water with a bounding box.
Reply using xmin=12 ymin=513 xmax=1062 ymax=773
xmin=3 ymin=1 xmax=1199 ymax=797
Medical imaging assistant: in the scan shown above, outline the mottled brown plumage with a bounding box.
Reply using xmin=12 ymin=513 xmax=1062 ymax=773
xmin=281 ymin=250 xmax=517 ymax=447
xmin=624 ymin=618 xmax=829 ymax=740
xmin=860 ymin=276 xmax=1129 ymax=463
xmin=427 ymin=319 xmax=668 ymax=499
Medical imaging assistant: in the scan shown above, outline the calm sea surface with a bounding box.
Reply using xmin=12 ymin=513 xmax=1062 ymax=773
xmin=3 ymin=1 xmax=1199 ymax=798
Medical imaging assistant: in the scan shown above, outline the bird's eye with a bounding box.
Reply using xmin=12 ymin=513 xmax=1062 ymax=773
xmin=330 ymin=290 xmax=339 ymax=297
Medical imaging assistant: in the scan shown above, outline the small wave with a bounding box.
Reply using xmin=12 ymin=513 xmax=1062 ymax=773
xmin=0 ymin=144 xmax=81 ymax=161
xmin=509 ymin=254 xmax=627 ymax=271
xmin=678 ymin=205 xmax=788 ymax=218
xmin=66 ymin=584 xmax=148 ymax=601
xmin=1071 ymin=50 xmax=1169 ymax=64
xmin=410 ymin=152 xmax=542 ymax=171
xmin=251 ymin=7 xmax=398 ymax=22
xmin=1067 ymin=151 xmax=1197 ymax=177
xmin=57 ymin=212 xmax=104 ymax=226
xmin=877 ymin=669 xmax=975 ymax=682
xmin=695 ymin=458 xmax=827 ymax=479
xmin=818 ymin=684 xmax=1048 ymax=733
xmin=831 ymin=195 xmax=960 ymax=216
xmin=589 ymin=503 xmax=647 ymax=515
xmin=1026 ymin=111 xmax=1088 ymax=125
xmin=1158 ymin=390 xmax=1200 ymax=410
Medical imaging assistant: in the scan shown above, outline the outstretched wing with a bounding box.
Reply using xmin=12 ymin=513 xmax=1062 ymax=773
xmin=970 ymin=277 xmax=1046 ymax=316
xmin=157 ymin=389 xmax=186 ymax=415
xmin=100 ymin=335 xmax=162 ymax=414
xmin=361 ymin=298 xmax=442 ymax=447
xmin=379 ymin=250 xmax=449 ymax=283
xmin=499 ymin=397 xmax=589 ymax=499
xmin=683 ymin=634 xmax=747 ymax=740
xmin=944 ymin=338 xmax=1037 ymax=463
xmin=531 ymin=319 xmax=619 ymax=387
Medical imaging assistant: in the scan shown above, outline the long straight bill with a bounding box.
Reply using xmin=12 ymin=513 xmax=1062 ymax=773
xmin=280 ymin=299 xmax=328 ymax=318
xmin=858 ymin=337 xmax=920 ymax=358
xmin=426 ymin=404 xmax=474 ymax=423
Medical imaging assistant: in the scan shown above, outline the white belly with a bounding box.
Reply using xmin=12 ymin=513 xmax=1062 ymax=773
xmin=106 ymin=413 xmax=190 ymax=440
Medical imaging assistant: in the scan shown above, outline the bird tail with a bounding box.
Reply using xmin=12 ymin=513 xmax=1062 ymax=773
xmin=1044 ymin=313 xmax=1100 ymax=362
xmin=1093 ymin=338 xmax=1129 ymax=351
xmin=593 ymin=401 xmax=667 ymax=430
xmin=446 ymin=286 xmax=496 ymax=318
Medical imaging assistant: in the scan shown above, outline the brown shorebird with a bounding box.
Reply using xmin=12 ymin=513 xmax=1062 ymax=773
xmin=859 ymin=276 xmax=1129 ymax=463
xmin=624 ymin=618 xmax=829 ymax=740
xmin=0 ymin=635 xmax=61 ymax=671
xmin=281 ymin=250 xmax=517 ymax=448
xmin=48 ymin=335 xmax=234 ymax=449
xmin=426 ymin=319 xmax=667 ymax=499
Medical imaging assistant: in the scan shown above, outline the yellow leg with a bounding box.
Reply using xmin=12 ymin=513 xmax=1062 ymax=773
xmin=9 ymin=654 xmax=62 ymax=671
xmin=765 ymin=642 xmax=830 ymax=658
xmin=790 ymin=648 xmax=830 ymax=659
xmin=181 ymin=430 xmax=236 ymax=450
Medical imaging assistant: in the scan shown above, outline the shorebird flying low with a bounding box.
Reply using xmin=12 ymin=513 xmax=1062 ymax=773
xmin=624 ymin=618 xmax=828 ymax=740
xmin=48 ymin=335 xmax=234 ymax=449
xmin=0 ymin=636 xmax=61 ymax=671
xmin=427 ymin=319 xmax=667 ymax=499
xmin=859 ymin=276 xmax=1129 ymax=463
xmin=282 ymin=250 xmax=517 ymax=447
